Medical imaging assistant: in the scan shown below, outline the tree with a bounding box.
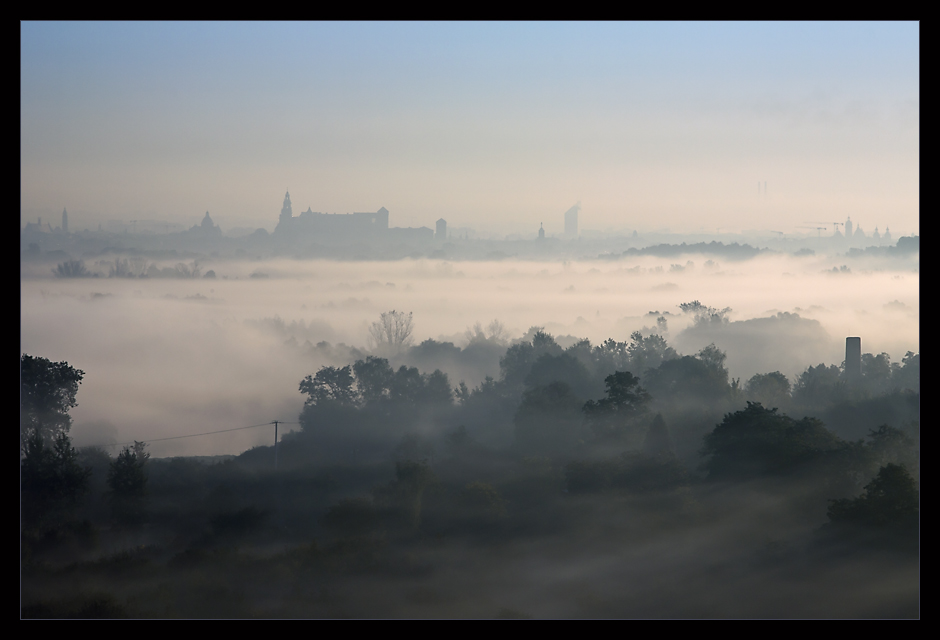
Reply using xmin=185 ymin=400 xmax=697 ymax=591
xmin=792 ymin=363 xmax=845 ymax=408
xmin=860 ymin=352 xmax=893 ymax=394
xmin=591 ymin=338 xmax=631 ymax=375
xmin=52 ymin=260 xmax=90 ymax=278
xmin=583 ymin=371 xmax=652 ymax=442
xmin=865 ymin=425 xmax=918 ymax=476
xmin=420 ymin=369 xmax=454 ymax=406
xmin=642 ymin=354 xmax=731 ymax=409
xmin=701 ymin=402 xmax=843 ymax=479
xmin=173 ymin=260 xmax=201 ymax=278
xmin=464 ymin=319 xmax=508 ymax=345
xmin=584 ymin=371 xmax=651 ymax=416
xmin=353 ymin=356 xmax=394 ymax=405
xmin=389 ymin=365 xmax=425 ymax=404
xmin=626 ymin=332 xmax=678 ymax=373
xmin=368 ymin=310 xmax=414 ymax=353
xmin=828 ymin=463 xmax=918 ymax=527
xmin=373 ymin=460 xmax=438 ymax=531
xmin=524 ymin=353 xmax=596 ymax=400
xmin=643 ymin=413 xmax=675 ymax=457
xmin=21 ymin=354 xmax=85 ymax=446
xmin=108 ymin=442 xmax=150 ymax=527
xmin=299 ymin=365 xmax=358 ymax=407
xmin=697 ymin=343 xmax=728 ymax=376
xmin=513 ymin=382 xmax=584 ymax=456
xmin=744 ymin=371 xmax=791 ymax=410
xmin=679 ymin=300 xmax=731 ymax=326
xmin=454 ymin=381 xmax=471 ymax=405
xmin=892 ymin=351 xmax=919 ymax=393
xmin=499 ymin=330 xmax=563 ymax=394
xmin=21 ymin=431 xmax=90 ymax=529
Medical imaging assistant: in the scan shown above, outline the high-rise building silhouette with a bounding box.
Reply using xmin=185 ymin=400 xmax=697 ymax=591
xmin=564 ymin=203 xmax=580 ymax=238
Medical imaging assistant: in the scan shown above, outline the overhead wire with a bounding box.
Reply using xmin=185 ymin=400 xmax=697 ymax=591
xmin=88 ymin=421 xmax=301 ymax=449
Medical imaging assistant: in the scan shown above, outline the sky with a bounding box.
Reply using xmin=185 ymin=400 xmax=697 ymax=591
xmin=21 ymin=21 xmax=919 ymax=236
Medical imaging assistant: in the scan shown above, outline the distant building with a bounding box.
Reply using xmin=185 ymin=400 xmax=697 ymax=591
xmin=23 ymin=217 xmax=54 ymax=234
xmin=564 ymin=203 xmax=580 ymax=238
xmin=845 ymin=217 xmax=853 ymax=240
xmin=189 ymin=211 xmax=222 ymax=238
xmin=538 ymin=223 xmax=545 ymax=240
xmin=61 ymin=208 xmax=68 ymax=234
xmin=279 ymin=190 xmax=293 ymax=227
xmin=273 ymin=191 xmax=430 ymax=243
xmin=884 ymin=227 xmax=892 ymax=242
xmin=436 ymin=218 xmax=447 ymax=240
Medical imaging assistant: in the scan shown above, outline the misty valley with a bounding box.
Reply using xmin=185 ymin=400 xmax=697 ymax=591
xmin=21 ymin=20 xmax=920 ymax=620
xmin=20 ymin=252 xmax=918 ymax=618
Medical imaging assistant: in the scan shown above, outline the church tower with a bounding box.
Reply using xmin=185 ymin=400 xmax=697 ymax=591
xmin=280 ymin=190 xmax=293 ymax=224
xmin=275 ymin=190 xmax=294 ymax=235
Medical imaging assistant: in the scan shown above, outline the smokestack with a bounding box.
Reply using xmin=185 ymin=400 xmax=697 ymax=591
xmin=845 ymin=337 xmax=861 ymax=384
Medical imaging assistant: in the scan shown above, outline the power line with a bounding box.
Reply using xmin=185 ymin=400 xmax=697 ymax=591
xmin=88 ymin=421 xmax=300 ymax=449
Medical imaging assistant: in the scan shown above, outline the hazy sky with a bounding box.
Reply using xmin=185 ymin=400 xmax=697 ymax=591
xmin=21 ymin=22 xmax=919 ymax=236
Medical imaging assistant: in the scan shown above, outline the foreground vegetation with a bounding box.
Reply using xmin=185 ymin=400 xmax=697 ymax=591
xmin=20 ymin=325 xmax=919 ymax=618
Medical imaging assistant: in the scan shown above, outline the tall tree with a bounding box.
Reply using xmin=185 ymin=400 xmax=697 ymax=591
xmin=299 ymin=365 xmax=358 ymax=407
xmin=20 ymin=355 xmax=84 ymax=446
xmin=583 ymin=371 xmax=651 ymax=442
xmin=108 ymin=441 xmax=150 ymax=527
xmin=744 ymin=371 xmax=792 ymax=410
xmin=368 ymin=310 xmax=414 ymax=354
xmin=21 ymin=431 xmax=90 ymax=529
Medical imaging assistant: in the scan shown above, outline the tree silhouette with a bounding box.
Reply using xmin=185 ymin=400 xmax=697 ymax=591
xmin=52 ymin=260 xmax=89 ymax=278
xmin=513 ymin=382 xmax=584 ymax=455
xmin=626 ymin=332 xmax=678 ymax=372
xmin=702 ymin=402 xmax=843 ymax=479
xmin=643 ymin=413 xmax=675 ymax=457
xmin=21 ymin=354 xmax=84 ymax=446
xmin=828 ymin=463 xmax=918 ymax=528
xmin=793 ymin=363 xmax=845 ymax=408
xmin=744 ymin=371 xmax=791 ymax=410
xmin=353 ymin=356 xmax=395 ymax=405
xmin=373 ymin=460 xmax=438 ymax=531
xmin=21 ymin=431 xmax=90 ymax=529
xmin=108 ymin=442 xmax=150 ymax=527
xmin=299 ymin=365 xmax=358 ymax=407
xmin=583 ymin=371 xmax=651 ymax=443
xmin=368 ymin=310 xmax=414 ymax=354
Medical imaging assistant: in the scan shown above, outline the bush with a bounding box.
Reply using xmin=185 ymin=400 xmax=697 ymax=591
xmin=828 ymin=463 xmax=919 ymax=527
xmin=53 ymin=260 xmax=89 ymax=278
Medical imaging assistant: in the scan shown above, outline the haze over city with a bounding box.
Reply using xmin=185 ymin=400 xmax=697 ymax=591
xmin=22 ymin=22 xmax=918 ymax=237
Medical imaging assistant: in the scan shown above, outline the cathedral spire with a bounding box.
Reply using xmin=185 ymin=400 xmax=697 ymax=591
xmin=280 ymin=190 xmax=293 ymax=222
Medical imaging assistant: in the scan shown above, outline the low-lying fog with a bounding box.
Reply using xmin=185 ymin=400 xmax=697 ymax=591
xmin=21 ymin=252 xmax=918 ymax=457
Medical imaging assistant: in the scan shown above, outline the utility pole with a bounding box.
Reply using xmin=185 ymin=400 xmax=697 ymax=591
xmin=273 ymin=420 xmax=279 ymax=470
